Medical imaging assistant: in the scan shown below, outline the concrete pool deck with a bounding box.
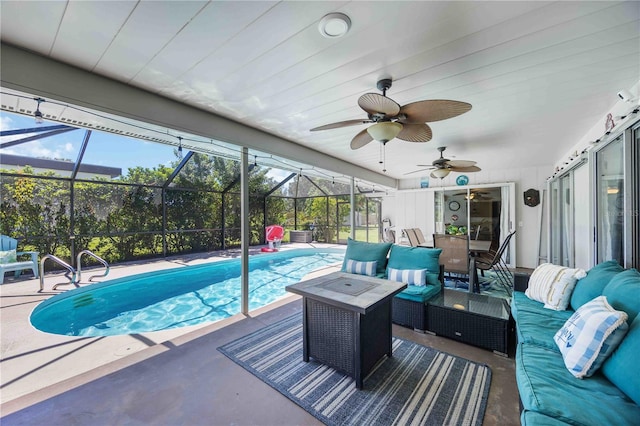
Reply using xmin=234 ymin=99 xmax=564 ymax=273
xmin=0 ymin=243 xmax=344 ymax=408
xmin=1 ymin=242 xmax=520 ymax=425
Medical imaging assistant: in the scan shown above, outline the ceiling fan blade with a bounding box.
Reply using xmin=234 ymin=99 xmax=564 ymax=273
xmin=446 ymin=159 xmax=476 ymax=168
xmin=358 ymin=93 xmax=400 ymax=116
xmin=399 ymin=100 xmax=472 ymax=123
xmin=310 ymin=119 xmax=371 ymax=131
xmin=403 ymin=168 xmax=432 ymax=176
xmin=350 ymin=128 xmax=374 ymax=149
xmin=396 ymin=123 xmax=432 ymax=142
xmin=450 ymin=165 xmax=482 ymax=172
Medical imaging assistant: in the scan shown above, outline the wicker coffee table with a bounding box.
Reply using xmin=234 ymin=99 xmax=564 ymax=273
xmin=428 ymin=289 xmax=511 ymax=356
xmin=286 ymin=272 xmax=406 ymax=389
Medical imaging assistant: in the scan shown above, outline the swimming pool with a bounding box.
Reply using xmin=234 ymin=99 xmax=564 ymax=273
xmin=30 ymin=248 xmax=345 ymax=337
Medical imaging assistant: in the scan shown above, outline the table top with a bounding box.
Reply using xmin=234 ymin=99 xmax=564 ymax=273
xmin=285 ymin=272 xmax=406 ymax=314
xmin=428 ymin=289 xmax=510 ymax=320
xmin=469 ymin=240 xmax=492 ymax=252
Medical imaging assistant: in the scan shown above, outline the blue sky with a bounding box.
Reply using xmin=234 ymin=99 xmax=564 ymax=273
xmin=0 ymin=110 xmax=294 ymax=184
xmin=1 ymin=111 xmax=180 ymax=172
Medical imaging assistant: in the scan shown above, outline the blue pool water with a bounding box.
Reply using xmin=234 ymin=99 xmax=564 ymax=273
xmin=31 ymin=248 xmax=345 ymax=337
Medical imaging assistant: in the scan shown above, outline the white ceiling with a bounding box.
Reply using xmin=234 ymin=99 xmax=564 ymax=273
xmin=1 ymin=1 xmax=638 ymax=182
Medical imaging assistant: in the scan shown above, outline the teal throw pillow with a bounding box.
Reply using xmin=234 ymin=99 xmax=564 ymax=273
xmin=602 ymin=315 xmax=640 ymax=405
xmin=603 ymin=268 xmax=640 ymax=322
xmin=571 ymin=260 xmax=624 ymax=310
xmin=340 ymin=238 xmax=391 ymax=276
xmin=386 ymin=244 xmax=441 ymax=277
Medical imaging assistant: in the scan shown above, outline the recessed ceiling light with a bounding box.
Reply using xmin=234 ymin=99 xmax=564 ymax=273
xmin=318 ymin=13 xmax=351 ymax=38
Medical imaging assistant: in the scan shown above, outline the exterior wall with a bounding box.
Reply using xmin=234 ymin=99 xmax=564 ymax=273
xmin=384 ymin=165 xmax=552 ymax=269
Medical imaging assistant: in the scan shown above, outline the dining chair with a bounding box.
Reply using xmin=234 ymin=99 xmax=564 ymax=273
xmin=433 ymin=234 xmax=470 ymax=279
xmin=476 ymin=230 xmax=516 ymax=292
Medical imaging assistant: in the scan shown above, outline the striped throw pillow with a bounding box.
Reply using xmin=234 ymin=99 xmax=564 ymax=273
xmin=345 ymin=259 xmax=377 ymax=277
xmin=525 ymin=263 xmax=586 ymax=310
xmin=387 ymin=267 xmax=427 ymax=286
xmin=554 ymin=296 xmax=629 ymax=378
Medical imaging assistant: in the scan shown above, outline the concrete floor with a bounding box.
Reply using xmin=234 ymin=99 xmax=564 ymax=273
xmin=1 ymin=245 xmax=520 ymax=425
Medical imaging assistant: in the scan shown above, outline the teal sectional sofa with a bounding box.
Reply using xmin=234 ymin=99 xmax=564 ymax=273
xmin=340 ymin=238 xmax=443 ymax=331
xmin=512 ymin=261 xmax=640 ymax=425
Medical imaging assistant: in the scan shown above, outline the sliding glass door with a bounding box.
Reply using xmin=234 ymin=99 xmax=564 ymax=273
xmin=595 ymin=135 xmax=624 ymax=265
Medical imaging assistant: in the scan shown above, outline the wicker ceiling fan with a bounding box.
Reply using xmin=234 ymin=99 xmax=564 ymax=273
xmin=405 ymin=146 xmax=481 ymax=179
xmin=309 ymin=79 xmax=472 ymax=150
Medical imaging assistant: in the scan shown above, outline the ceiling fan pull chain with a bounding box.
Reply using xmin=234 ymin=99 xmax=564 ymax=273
xmin=382 ymin=142 xmax=387 ymax=173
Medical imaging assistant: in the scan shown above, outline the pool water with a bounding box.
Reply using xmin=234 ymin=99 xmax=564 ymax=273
xmin=31 ymin=248 xmax=345 ymax=337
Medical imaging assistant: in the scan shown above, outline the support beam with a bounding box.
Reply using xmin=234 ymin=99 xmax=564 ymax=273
xmin=1 ymin=124 xmax=73 ymax=136
xmin=71 ymin=130 xmax=92 ymax=180
xmin=0 ymin=127 xmax=76 ymax=149
xmin=350 ymin=177 xmax=356 ymax=240
xmin=163 ymin=151 xmax=194 ymax=188
xmin=240 ymin=147 xmax=250 ymax=315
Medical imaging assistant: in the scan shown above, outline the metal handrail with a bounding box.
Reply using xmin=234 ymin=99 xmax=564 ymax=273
xmin=39 ymin=254 xmax=77 ymax=292
xmin=76 ymin=250 xmax=110 ymax=283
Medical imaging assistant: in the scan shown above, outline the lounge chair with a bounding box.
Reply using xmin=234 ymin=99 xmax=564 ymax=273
xmin=0 ymin=235 xmax=39 ymax=284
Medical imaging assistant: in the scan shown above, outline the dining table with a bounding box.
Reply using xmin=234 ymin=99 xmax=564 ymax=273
xmin=468 ymin=239 xmax=492 ymax=293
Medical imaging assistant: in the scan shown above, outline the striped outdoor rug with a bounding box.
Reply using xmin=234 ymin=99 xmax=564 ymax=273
xmin=219 ymin=314 xmax=491 ymax=426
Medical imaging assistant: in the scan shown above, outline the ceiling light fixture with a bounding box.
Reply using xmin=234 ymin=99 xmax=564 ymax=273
xmin=432 ymin=168 xmax=451 ymax=179
xmin=34 ymin=97 xmax=45 ymax=124
xmin=367 ymin=121 xmax=402 ymax=143
xmin=318 ymin=12 xmax=351 ymax=38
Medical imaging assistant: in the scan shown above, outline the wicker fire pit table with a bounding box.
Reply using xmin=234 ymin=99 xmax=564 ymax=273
xmin=286 ymin=272 xmax=406 ymax=389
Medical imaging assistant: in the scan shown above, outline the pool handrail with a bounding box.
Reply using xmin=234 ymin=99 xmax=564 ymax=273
xmin=39 ymin=254 xmax=78 ymax=292
xmin=77 ymin=250 xmax=110 ymax=283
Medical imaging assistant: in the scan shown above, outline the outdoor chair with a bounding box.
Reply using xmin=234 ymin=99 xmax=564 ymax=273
xmin=433 ymin=234 xmax=470 ymax=279
xmin=0 ymin=235 xmax=39 ymax=284
xmin=402 ymin=228 xmax=420 ymax=247
xmin=475 ymin=230 xmax=516 ymax=293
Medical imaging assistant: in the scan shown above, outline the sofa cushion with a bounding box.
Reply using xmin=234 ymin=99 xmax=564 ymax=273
xmin=554 ymin=296 xmax=628 ymax=378
xmin=386 ymin=245 xmax=441 ymax=278
xmin=525 ymin=263 xmax=586 ymax=310
xmin=514 ymin=311 xmax=572 ymax=352
xmin=602 ymin=268 xmax=640 ymax=322
xmin=344 ymin=259 xmax=377 ymax=276
xmin=387 ymin=267 xmax=426 ymax=286
xmin=570 ymin=260 xmax=624 ymax=310
xmin=340 ymin=238 xmax=391 ymax=276
xmin=602 ymin=314 xmax=640 ymax=405
xmin=520 ymin=410 xmax=573 ymax=426
xmin=394 ymin=284 xmax=441 ymax=303
xmin=516 ymin=342 xmax=640 ymax=426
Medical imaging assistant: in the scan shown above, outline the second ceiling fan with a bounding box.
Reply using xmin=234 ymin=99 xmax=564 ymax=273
xmin=310 ymin=79 xmax=472 ymax=149
xmin=406 ymin=146 xmax=481 ymax=179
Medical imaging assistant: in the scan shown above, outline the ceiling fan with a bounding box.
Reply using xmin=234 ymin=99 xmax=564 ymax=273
xmin=405 ymin=146 xmax=481 ymax=179
xmin=309 ymin=79 xmax=472 ymax=150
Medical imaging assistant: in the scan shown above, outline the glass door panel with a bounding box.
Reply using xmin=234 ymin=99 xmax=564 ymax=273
xmin=596 ymin=135 xmax=624 ymax=265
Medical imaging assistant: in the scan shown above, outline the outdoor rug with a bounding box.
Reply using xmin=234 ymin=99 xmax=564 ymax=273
xmin=218 ymin=314 xmax=491 ymax=426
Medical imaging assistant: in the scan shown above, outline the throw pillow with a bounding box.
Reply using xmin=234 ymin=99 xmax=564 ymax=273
xmin=602 ymin=315 xmax=640 ymax=405
xmin=554 ymin=296 xmax=629 ymax=378
xmin=387 ymin=267 xmax=427 ymax=286
xmin=525 ymin=263 xmax=586 ymax=310
xmin=386 ymin=245 xmax=441 ymax=275
xmin=602 ymin=268 xmax=640 ymax=322
xmin=570 ymin=260 xmax=624 ymax=311
xmin=0 ymin=249 xmax=17 ymax=264
xmin=340 ymin=238 xmax=392 ymax=276
xmin=344 ymin=259 xmax=377 ymax=277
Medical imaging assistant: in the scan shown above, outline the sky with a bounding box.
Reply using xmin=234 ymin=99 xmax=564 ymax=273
xmin=0 ymin=110 xmax=294 ymax=183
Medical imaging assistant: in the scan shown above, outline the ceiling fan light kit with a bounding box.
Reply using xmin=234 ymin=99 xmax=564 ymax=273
xmin=367 ymin=121 xmax=402 ymax=142
xmin=431 ymin=168 xmax=451 ymax=179
xmin=309 ymin=79 xmax=472 ymax=169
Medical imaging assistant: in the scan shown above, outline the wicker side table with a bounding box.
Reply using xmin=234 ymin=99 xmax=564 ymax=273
xmin=428 ymin=289 xmax=511 ymax=356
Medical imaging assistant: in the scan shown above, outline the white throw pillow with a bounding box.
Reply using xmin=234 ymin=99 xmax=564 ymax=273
xmin=387 ymin=267 xmax=427 ymax=286
xmin=345 ymin=259 xmax=377 ymax=277
xmin=554 ymin=296 xmax=629 ymax=378
xmin=525 ymin=263 xmax=586 ymax=310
